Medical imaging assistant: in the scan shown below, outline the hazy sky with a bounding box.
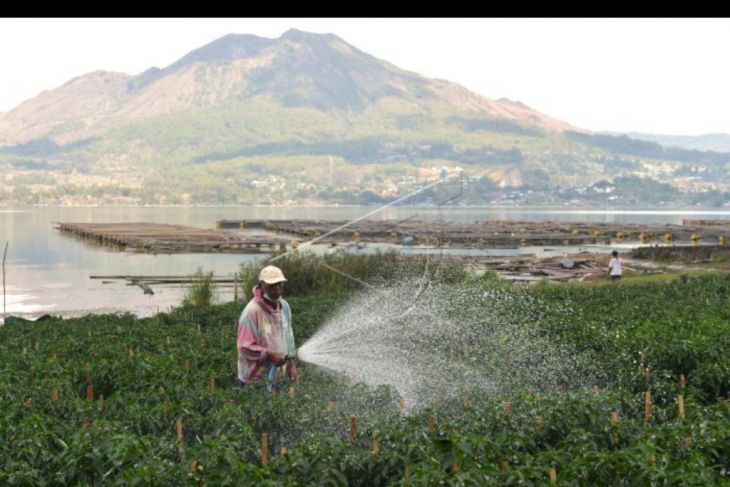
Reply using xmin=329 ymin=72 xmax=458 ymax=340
xmin=1 ymin=18 xmax=728 ymax=136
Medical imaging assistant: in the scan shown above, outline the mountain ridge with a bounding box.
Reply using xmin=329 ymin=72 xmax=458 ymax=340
xmin=0 ymin=30 xmax=727 ymax=207
xmin=0 ymin=30 xmax=575 ymax=146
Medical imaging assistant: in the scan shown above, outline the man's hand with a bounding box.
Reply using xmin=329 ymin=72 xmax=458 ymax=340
xmin=268 ymin=351 xmax=286 ymax=366
xmin=287 ymin=360 xmax=298 ymax=383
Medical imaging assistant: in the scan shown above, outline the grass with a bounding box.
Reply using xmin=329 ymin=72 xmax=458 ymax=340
xmin=181 ymin=268 xmax=217 ymax=307
xmin=1 ymin=252 xmax=728 ymax=484
xmin=238 ymin=249 xmax=470 ymax=296
xmin=564 ymin=269 xmax=729 ymax=288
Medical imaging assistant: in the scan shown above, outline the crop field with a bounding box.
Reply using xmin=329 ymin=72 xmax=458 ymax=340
xmin=1 ymin=254 xmax=729 ymax=485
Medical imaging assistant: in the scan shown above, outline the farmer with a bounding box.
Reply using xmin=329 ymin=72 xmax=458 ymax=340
xmin=236 ymin=265 xmax=297 ymax=390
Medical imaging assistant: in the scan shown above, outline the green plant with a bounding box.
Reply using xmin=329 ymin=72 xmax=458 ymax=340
xmin=182 ymin=268 xmax=217 ymax=307
xmin=239 ymin=250 xmax=469 ymax=297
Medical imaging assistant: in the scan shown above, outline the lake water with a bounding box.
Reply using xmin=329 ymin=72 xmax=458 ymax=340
xmin=1 ymin=205 xmax=728 ymax=321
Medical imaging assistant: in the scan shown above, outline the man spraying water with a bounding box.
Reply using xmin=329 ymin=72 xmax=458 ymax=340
xmin=236 ymin=265 xmax=298 ymax=391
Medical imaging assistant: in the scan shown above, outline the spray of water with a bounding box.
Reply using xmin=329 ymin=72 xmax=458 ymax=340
xmin=298 ymin=279 xmax=596 ymax=411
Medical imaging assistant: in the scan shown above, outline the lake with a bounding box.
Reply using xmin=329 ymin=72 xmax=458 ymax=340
xmin=1 ymin=205 xmax=728 ymax=321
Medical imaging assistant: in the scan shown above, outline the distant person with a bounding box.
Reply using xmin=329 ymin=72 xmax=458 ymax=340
xmin=236 ymin=265 xmax=297 ymax=391
xmin=608 ymin=250 xmax=623 ymax=280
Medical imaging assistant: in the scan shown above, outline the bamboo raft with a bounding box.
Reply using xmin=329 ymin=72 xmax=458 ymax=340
xmin=682 ymin=219 xmax=730 ymax=227
xmin=90 ymin=274 xmax=244 ymax=296
xmin=55 ymin=218 xmax=730 ymax=254
xmin=55 ymin=222 xmax=289 ymax=253
xmin=216 ymin=219 xmax=730 ymax=248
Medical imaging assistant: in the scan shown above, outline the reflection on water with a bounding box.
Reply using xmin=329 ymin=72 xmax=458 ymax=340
xmin=0 ymin=206 xmax=728 ymax=321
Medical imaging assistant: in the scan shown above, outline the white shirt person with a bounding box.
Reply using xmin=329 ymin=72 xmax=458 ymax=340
xmin=608 ymin=250 xmax=623 ymax=280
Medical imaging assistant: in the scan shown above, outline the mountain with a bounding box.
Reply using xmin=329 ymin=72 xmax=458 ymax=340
xmin=618 ymin=132 xmax=730 ymax=153
xmin=0 ymin=29 xmax=728 ymax=207
xmin=0 ymin=30 xmax=574 ymax=146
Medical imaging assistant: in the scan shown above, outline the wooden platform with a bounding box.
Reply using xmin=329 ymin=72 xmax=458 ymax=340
xmin=55 ymin=222 xmax=289 ymax=253
xmin=90 ymin=274 xmax=244 ymax=296
xmin=682 ymin=219 xmax=730 ymax=227
xmin=215 ymin=219 xmax=730 ymax=248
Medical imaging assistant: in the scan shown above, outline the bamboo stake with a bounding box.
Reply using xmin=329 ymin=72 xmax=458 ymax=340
xmin=372 ymin=430 xmax=380 ymax=455
xmin=549 ymin=467 xmax=557 ymax=484
xmin=679 ymin=373 xmax=686 ymax=390
xmin=506 ymin=401 xmax=512 ymax=417
xmin=190 ymin=459 xmax=197 ymax=476
xmin=163 ymin=399 xmax=170 ymax=417
xmin=2 ymin=241 xmax=7 ymax=320
xmin=639 ymin=352 xmax=644 ymax=375
xmin=610 ymin=411 xmax=619 ymax=445
xmin=399 ymin=399 xmax=404 ymax=413
xmin=209 ymin=378 xmax=216 ymax=393
xmin=176 ymin=417 xmax=184 ymax=446
xmin=644 ymin=391 xmax=653 ymax=421
xmin=260 ymin=433 xmax=269 ymax=466
xmin=86 ymin=384 xmax=94 ymax=404
xmin=427 ymin=415 xmax=436 ymax=430
xmin=677 ymin=394 xmax=685 ymax=419
xmin=348 ymin=416 xmax=357 ymax=446
xmin=288 ymin=385 xmax=295 ymax=399
xmin=51 ymin=387 xmax=58 ymax=401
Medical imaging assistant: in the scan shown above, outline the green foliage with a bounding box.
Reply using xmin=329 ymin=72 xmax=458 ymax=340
xmin=181 ymin=268 xmax=217 ymax=308
xmin=239 ymin=250 xmax=469 ymax=296
xmin=534 ymin=273 xmax=730 ymax=402
xmin=0 ymin=266 xmax=728 ymax=483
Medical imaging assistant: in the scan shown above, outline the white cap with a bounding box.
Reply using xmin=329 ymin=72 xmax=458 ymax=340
xmin=258 ymin=265 xmax=287 ymax=284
